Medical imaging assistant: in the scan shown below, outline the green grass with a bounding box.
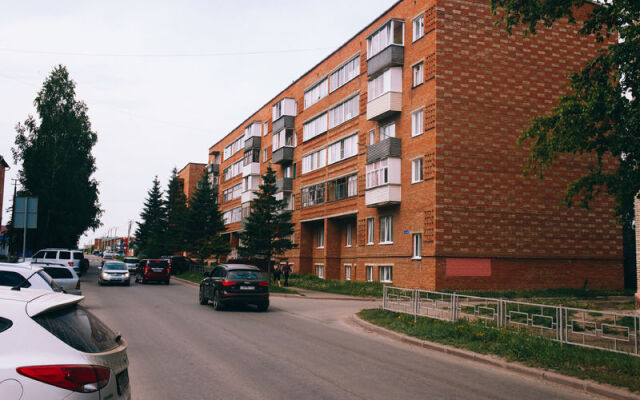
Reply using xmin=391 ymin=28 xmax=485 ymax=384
xmin=173 ymin=271 xmax=299 ymax=294
xmin=288 ymin=274 xmax=383 ymax=298
xmin=359 ymin=309 xmax=640 ymax=393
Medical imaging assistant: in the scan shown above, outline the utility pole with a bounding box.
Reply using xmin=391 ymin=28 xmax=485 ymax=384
xmin=125 ymin=220 xmax=133 ymax=256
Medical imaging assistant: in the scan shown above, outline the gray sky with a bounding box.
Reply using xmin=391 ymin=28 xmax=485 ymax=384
xmin=0 ymin=0 xmax=395 ymax=248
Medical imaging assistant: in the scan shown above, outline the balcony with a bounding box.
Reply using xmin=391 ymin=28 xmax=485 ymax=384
xmin=242 ymin=162 xmax=260 ymax=177
xmin=365 ymin=184 xmax=402 ymax=207
xmin=272 ymin=146 xmax=294 ymax=164
xmin=244 ymin=136 xmax=261 ymax=151
xmin=273 ymin=115 xmax=295 ymax=133
xmin=241 ymin=190 xmax=257 ymax=204
xmin=366 ymin=137 xmax=401 ymax=163
xmin=207 ymin=163 xmax=219 ymax=175
xmin=276 ymin=177 xmax=293 ymax=193
xmin=367 ymin=45 xmax=404 ymax=77
xmin=367 ymin=91 xmax=402 ymax=121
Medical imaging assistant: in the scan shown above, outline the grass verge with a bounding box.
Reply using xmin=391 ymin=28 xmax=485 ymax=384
xmin=358 ymin=308 xmax=640 ymax=393
xmin=451 ymin=288 xmax=634 ymax=299
xmin=173 ymin=271 xmax=298 ymax=294
xmin=289 ymin=274 xmax=383 ymax=298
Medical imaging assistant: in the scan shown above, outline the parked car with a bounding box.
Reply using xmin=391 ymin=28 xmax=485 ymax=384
xmin=101 ymin=253 xmax=115 ymax=267
xmin=199 ymin=264 xmax=269 ymax=311
xmin=160 ymin=255 xmax=195 ymax=275
xmin=32 ymin=263 xmax=81 ymax=295
xmin=0 ymin=287 xmax=131 ymax=399
xmin=99 ymin=262 xmax=131 ymax=286
xmin=0 ymin=263 xmax=63 ymax=293
xmin=122 ymin=257 xmax=140 ymax=273
xmin=135 ymin=260 xmax=170 ymax=284
xmin=31 ymin=248 xmax=84 ymax=275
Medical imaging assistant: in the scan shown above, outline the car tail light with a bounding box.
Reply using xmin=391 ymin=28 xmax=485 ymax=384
xmin=222 ymin=281 xmax=236 ymax=286
xmin=165 ymin=268 xmax=170 ymax=273
xmin=144 ymin=267 xmax=151 ymax=273
xmin=76 ymin=280 xmax=81 ymax=290
xmin=68 ymin=261 xmax=73 ymax=266
xmin=258 ymin=281 xmax=269 ymax=287
xmin=17 ymin=365 xmax=110 ymax=393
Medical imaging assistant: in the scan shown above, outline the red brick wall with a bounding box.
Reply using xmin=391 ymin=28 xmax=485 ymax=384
xmin=178 ymin=163 xmax=206 ymax=200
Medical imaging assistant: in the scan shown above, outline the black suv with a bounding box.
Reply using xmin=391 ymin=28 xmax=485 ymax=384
xmin=199 ymin=264 xmax=269 ymax=311
xmin=160 ymin=255 xmax=195 ymax=275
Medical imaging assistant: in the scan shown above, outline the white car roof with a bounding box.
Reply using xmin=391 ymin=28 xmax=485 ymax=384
xmin=0 ymin=287 xmax=83 ymax=316
xmin=0 ymin=262 xmax=43 ymax=273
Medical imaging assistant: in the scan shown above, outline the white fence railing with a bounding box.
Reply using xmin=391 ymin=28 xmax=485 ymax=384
xmin=383 ymin=286 xmax=640 ymax=357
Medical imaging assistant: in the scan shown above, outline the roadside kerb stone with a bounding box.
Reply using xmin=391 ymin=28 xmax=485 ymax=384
xmin=352 ymin=314 xmax=640 ymax=400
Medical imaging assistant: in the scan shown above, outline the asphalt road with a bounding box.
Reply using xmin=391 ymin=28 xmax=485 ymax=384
xmin=80 ymin=257 xmax=602 ymax=400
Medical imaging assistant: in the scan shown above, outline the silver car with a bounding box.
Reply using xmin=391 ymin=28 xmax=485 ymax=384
xmin=122 ymin=257 xmax=139 ymax=273
xmin=0 ymin=288 xmax=131 ymax=399
xmin=99 ymin=262 xmax=131 ymax=286
xmin=32 ymin=263 xmax=81 ymax=295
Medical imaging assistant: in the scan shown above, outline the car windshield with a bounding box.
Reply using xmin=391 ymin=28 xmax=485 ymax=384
xmin=228 ymin=270 xmax=265 ymax=280
xmin=148 ymin=260 xmax=168 ymax=268
xmin=104 ymin=262 xmax=127 ymax=270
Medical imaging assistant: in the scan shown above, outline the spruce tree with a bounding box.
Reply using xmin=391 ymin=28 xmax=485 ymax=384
xmin=135 ymin=176 xmax=167 ymax=258
xmin=239 ymin=165 xmax=295 ymax=280
xmin=186 ymin=170 xmax=229 ymax=264
xmin=165 ymin=168 xmax=188 ymax=255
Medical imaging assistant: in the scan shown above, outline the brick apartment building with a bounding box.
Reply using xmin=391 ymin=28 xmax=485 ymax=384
xmin=205 ymin=0 xmax=623 ymax=290
xmin=177 ymin=162 xmax=207 ymax=200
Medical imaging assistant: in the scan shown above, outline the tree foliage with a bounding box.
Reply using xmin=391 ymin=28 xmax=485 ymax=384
xmin=165 ymin=168 xmax=188 ymax=255
xmin=12 ymin=65 xmax=102 ymax=249
xmin=135 ymin=176 xmax=166 ymax=258
xmin=185 ymin=170 xmax=229 ymax=264
xmin=490 ymin=0 xmax=640 ymax=220
xmin=239 ymin=165 xmax=295 ymax=277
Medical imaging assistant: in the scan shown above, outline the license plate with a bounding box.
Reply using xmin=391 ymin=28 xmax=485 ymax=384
xmin=152 ymin=268 xmax=163 ymax=272
xmin=116 ymin=369 xmax=129 ymax=396
xmin=239 ymin=286 xmax=254 ymax=290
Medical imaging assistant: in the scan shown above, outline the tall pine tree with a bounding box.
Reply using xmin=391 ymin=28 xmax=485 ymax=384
xmin=165 ymin=168 xmax=188 ymax=255
xmin=186 ymin=170 xmax=229 ymax=264
xmin=239 ymin=165 xmax=295 ymax=280
xmin=135 ymin=176 xmax=167 ymax=258
xmin=12 ymin=65 xmax=102 ymax=249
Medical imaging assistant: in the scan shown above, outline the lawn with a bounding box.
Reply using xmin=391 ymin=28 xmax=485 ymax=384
xmin=359 ymin=308 xmax=640 ymax=393
xmin=288 ymin=274 xmax=383 ymax=298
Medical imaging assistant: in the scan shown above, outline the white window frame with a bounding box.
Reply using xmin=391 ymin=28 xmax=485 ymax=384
xmin=304 ymin=77 xmax=329 ymax=109
xmin=367 ymin=218 xmax=374 ymax=245
xmin=413 ymin=14 xmax=424 ymax=42
xmin=327 ymin=133 xmax=358 ymax=165
xmin=412 ymin=62 xmax=424 ymax=87
xmin=263 ymin=121 xmax=269 ymax=136
xmin=367 ymin=19 xmax=404 ymax=59
xmin=330 ymin=55 xmax=360 ymax=92
xmin=346 ymin=223 xmax=352 ymax=247
xmin=412 ymin=157 xmax=423 ymax=183
xmin=345 ymin=264 xmax=351 ymax=281
xmin=316 ymin=264 xmax=325 ymax=279
xmin=302 ymin=148 xmax=327 ymax=174
xmin=366 ymin=159 xmax=388 ymax=189
xmin=412 ymin=108 xmax=423 ymax=137
xmin=369 ymin=129 xmax=375 ymax=145
xmin=263 ymin=148 xmax=268 ymax=163
xmin=412 ymin=233 xmax=422 ymax=259
xmin=303 ymin=112 xmax=328 ymax=142
xmin=329 ymin=95 xmax=359 ymax=129
xmin=380 ymin=215 xmax=393 ymax=244
xmin=366 ymin=265 xmax=373 ymax=282
xmin=380 ymin=122 xmax=395 ymax=140
xmin=379 ymin=266 xmax=392 ymax=283
xmin=317 ymin=227 xmax=325 ymax=249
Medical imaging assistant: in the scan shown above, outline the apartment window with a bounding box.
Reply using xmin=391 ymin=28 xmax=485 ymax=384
xmin=413 ymin=62 xmax=424 ymax=87
xmin=243 ymin=176 xmax=259 ymax=193
xmin=412 ymin=233 xmax=422 ymax=259
xmin=263 ymin=148 xmax=268 ymax=162
xmin=283 ymin=193 xmax=295 ymax=210
xmin=329 ymin=95 xmax=359 ymax=129
xmin=366 ymin=266 xmax=373 ymax=282
xmin=412 ymin=158 xmax=423 ymax=183
xmin=330 ymin=56 xmax=360 ymax=92
xmin=232 ymin=206 xmax=242 ymax=223
xmin=316 ymin=265 xmax=325 ymax=279
xmin=367 ymin=67 xmax=402 ymax=101
xmin=263 ymin=121 xmax=269 ymax=136
xmin=223 ymin=160 xmax=243 ymax=181
xmin=243 ymin=149 xmax=260 ymax=166
xmin=380 ymin=122 xmax=395 ymax=140
xmin=369 ymin=130 xmax=375 ymax=145
xmin=367 ymin=218 xmax=374 ymax=245
xmin=273 ymin=129 xmax=296 ymax=151
xmin=284 ymin=165 xmax=292 ymax=178
xmin=223 ymin=210 xmax=231 ymax=225
xmin=301 ymin=183 xmax=325 ymax=207
xmin=379 ymin=266 xmax=393 ymax=283
xmin=412 ymin=109 xmax=423 ymax=137
xmin=367 ymin=19 xmax=404 ymax=59
xmin=346 ymin=224 xmax=352 ymax=247
xmin=222 ymin=183 xmax=242 ymax=202
xmin=327 ymin=174 xmax=357 ymax=202
xmin=366 ymin=159 xmax=388 ymax=188
xmin=304 ymin=77 xmax=328 ymax=109
xmin=223 ymin=136 xmax=243 ymax=161
xmin=272 ymin=98 xmax=297 ymax=121
xmin=303 ymin=112 xmax=327 ymax=142
xmin=345 ymin=265 xmax=351 ymax=281
xmin=317 ymin=228 xmax=325 ymax=248
xmin=413 ymin=15 xmax=424 ymax=41
xmin=242 ymin=202 xmax=251 ymax=219
xmin=328 ymin=134 xmax=358 ymax=164
xmin=302 ymin=148 xmax=326 ymax=174
xmin=380 ymin=215 xmax=393 ymax=243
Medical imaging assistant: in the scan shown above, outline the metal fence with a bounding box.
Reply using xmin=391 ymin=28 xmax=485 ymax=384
xmin=383 ymin=286 xmax=640 ymax=357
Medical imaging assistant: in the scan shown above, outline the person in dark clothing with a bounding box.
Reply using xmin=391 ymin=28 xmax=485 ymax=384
xmin=283 ymin=263 xmax=291 ymax=287
xmin=273 ymin=265 xmax=282 ymax=287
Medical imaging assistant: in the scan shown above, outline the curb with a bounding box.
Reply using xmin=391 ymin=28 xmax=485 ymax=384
xmin=352 ymin=314 xmax=640 ymax=400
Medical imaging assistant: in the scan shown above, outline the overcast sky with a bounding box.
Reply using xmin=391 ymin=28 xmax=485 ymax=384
xmin=0 ymin=0 xmax=395 ymax=248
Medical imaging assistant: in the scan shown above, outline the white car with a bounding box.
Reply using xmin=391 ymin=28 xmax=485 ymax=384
xmin=0 ymin=288 xmax=131 ymax=399
xmin=31 ymin=248 xmax=85 ymax=275
xmin=31 ymin=263 xmax=81 ymax=295
xmin=99 ymin=262 xmax=131 ymax=286
xmin=0 ymin=263 xmax=63 ymax=292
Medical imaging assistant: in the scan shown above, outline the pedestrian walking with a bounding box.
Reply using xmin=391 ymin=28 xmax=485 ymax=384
xmin=283 ymin=263 xmax=291 ymax=287
xmin=273 ymin=265 xmax=282 ymax=287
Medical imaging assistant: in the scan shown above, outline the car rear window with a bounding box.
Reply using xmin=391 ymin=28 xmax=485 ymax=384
xmin=59 ymin=251 xmax=71 ymax=260
xmin=147 ymin=260 xmax=168 ymax=268
xmin=43 ymin=267 xmax=73 ymax=279
xmin=32 ymin=305 xmax=119 ymax=353
xmin=123 ymin=258 xmax=138 ymax=263
xmin=36 ymin=271 xmax=62 ymax=291
xmin=0 ymin=271 xmax=31 ymax=288
xmin=104 ymin=263 xmax=127 ymax=270
xmin=73 ymin=252 xmax=83 ymax=260
xmin=228 ymin=270 xmax=265 ymax=280
xmin=0 ymin=317 xmax=12 ymax=333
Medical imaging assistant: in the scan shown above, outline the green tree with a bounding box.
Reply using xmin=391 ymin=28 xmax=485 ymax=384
xmin=12 ymin=65 xmax=102 ymax=249
xmin=186 ymin=171 xmax=229 ymax=264
xmin=239 ymin=165 xmax=295 ymax=280
xmin=165 ymin=168 xmax=188 ymax=255
xmin=489 ymin=0 xmax=639 ymax=220
xmin=135 ymin=176 xmax=166 ymax=258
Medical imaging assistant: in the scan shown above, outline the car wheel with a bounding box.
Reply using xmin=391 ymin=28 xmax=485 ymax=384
xmin=257 ymin=301 xmax=269 ymax=312
xmin=199 ymin=286 xmax=208 ymax=305
xmin=213 ymin=290 xmax=224 ymax=311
